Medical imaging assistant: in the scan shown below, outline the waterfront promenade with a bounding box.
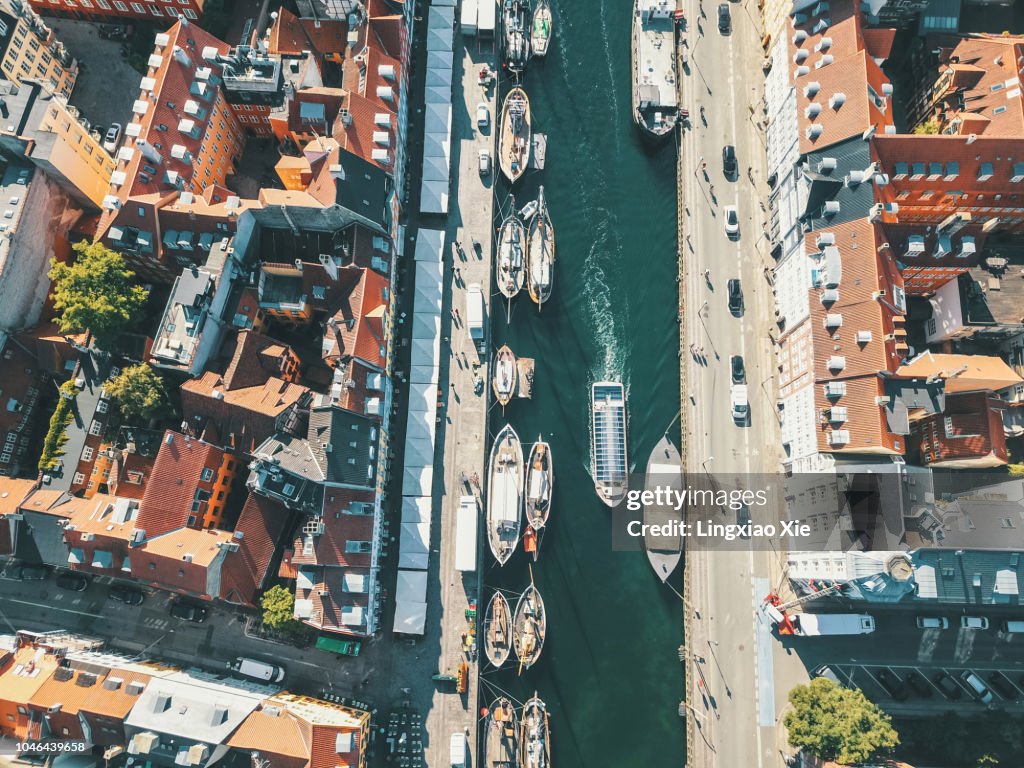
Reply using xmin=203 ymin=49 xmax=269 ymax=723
xmin=674 ymin=0 xmax=805 ymax=765
xmin=420 ymin=34 xmax=497 ymax=768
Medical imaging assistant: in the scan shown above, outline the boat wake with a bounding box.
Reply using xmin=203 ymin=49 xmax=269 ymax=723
xmin=580 ymin=211 xmax=627 ymax=381
xmin=595 ymin=0 xmax=621 ymax=155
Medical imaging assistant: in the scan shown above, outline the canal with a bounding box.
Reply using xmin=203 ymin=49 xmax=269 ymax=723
xmin=485 ymin=0 xmax=684 ymax=764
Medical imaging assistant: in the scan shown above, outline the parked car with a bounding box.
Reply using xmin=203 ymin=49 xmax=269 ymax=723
xmin=874 ymin=668 xmax=908 ymax=701
xmin=109 ymin=585 xmax=145 ymax=606
xmin=722 ymin=145 xmax=737 ymax=179
xmin=718 ymin=3 xmax=731 ymax=32
xmin=227 ymin=657 xmax=286 ymax=683
xmin=730 ymin=354 xmax=745 ymax=384
xmin=727 ymin=278 xmax=744 ymax=314
xmin=735 ymin=504 xmax=751 ymax=536
xmin=17 ymin=565 xmax=49 ymax=581
xmin=932 ymin=670 xmax=963 ymax=700
xmin=479 ymin=148 xmax=492 ymax=177
xmin=960 ymin=671 xmax=994 ymax=703
xmin=56 ymin=572 xmax=89 ymax=592
xmin=904 ymin=671 xmax=933 ymax=698
xmin=986 ymin=672 xmax=1019 ymax=701
xmin=723 ymin=205 xmax=739 ymax=238
xmin=103 ymin=123 xmax=122 ymax=153
xmin=961 ymin=616 xmax=989 ymax=630
xmin=811 ymin=665 xmax=841 ymax=684
xmin=476 ymin=102 xmax=490 ymax=129
xmin=169 ymin=599 xmax=208 ymax=623
xmin=916 ymin=616 xmax=949 ymax=629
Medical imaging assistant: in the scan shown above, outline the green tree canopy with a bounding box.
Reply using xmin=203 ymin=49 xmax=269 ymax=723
xmin=260 ymin=585 xmax=297 ymax=629
xmin=785 ymin=678 xmax=899 ymax=765
xmin=49 ymin=241 xmax=148 ymax=349
xmin=105 ymin=364 xmax=172 ymax=423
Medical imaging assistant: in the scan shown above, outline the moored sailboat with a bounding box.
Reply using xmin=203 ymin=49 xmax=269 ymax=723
xmin=493 ymin=345 xmax=518 ymax=407
xmin=487 ymin=424 xmax=524 ymax=565
xmin=499 ymin=86 xmax=532 ymax=183
xmin=485 ymin=696 xmax=519 ymax=767
xmin=513 ymin=581 xmax=546 ymax=672
xmin=503 ymin=0 xmax=531 ymax=74
xmin=520 ymin=694 xmax=551 ymax=768
xmin=526 ymin=186 xmax=555 ymax=307
xmin=497 ymin=209 xmax=527 ymax=300
xmin=524 ymin=438 xmax=552 ymax=531
xmin=531 ymin=0 xmax=553 ymax=57
xmin=644 ymin=435 xmax=683 ymax=582
xmin=484 ymin=591 xmax=512 ymax=668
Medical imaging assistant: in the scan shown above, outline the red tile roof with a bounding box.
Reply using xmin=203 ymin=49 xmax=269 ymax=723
xmin=861 ymin=28 xmax=896 ymax=62
xmin=915 ymin=392 xmax=1008 ymax=468
xmin=896 ymin=352 xmax=1024 ymax=393
xmin=219 ymin=492 xmax=289 ymax=605
xmin=930 ymin=35 xmax=1024 ymax=136
xmin=291 ymin=489 xmax=375 ymax=569
xmin=227 ymin=705 xmax=310 ymax=768
xmin=323 ymin=268 xmax=389 ymax=370
xmin=137 ymin=431 xmax=226 ymax=538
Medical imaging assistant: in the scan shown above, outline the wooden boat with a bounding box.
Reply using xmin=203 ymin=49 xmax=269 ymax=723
xmin=591 ymin=381 xmax=628 ymax=507
xmin=644 ymin=435 xmax=683 ymax=582
xmin=524 ymin=438 xmax=552 ymax=531
xmin=520 ymin=693 xmax=551 ymax=768
xmin=503 ymin=0 xmax=530 ymax=74
xmin=484 ymin=591 xmax=512 ymax=668
xmin=499 ymin=86 xmax=532 ymax=183
xmin=531 ymin=0 xmax=552 ymax=57
xmin=485 ymin=696 xmax=519 ymax=767
xmin=497 ymin=209 xmax=527 ymax=300
xmin=487 ymin=424 xmax=524 ymax=565
xmin=527 ymin=186 xmax=555 ymax=307
xmin=513 ymin=582 xmax=545 ymax=671
xmin=523 ymin=525 xmax=538 ymax=562
xmin=493 ymin=345 xmax=518 ymax=406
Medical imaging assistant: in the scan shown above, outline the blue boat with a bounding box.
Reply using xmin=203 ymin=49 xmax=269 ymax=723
xmin=591 ymin=381 xmax=628 ymax=507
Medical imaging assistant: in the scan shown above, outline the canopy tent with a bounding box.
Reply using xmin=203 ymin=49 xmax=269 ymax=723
xmin=424 ymin=85 xmax=452 ymax=105
xmin=422 ymin=131 xmax=451 ymax=160
xmin=428 ymin=5 xmax=456 ymax=26
xmin=416 ymin=258 xmax=444 ymax=285
xmin=398 ymin=550 xmax=430 ymax=570
xmin=415 ymin=228 xmax=445 ymax=262
xmin=407 ymin=380 xmax=438 ymax=414
xmin=393 ymin=599 xmax=427 ymax=635
xmin=401 ymin=496 xmax=433 ymax=523
xmin=404 ymin=437 xmax=435 ymax=471
xmin=412 ymin=312 xmax=441 ymax=341
xmin=405 ymin=409 xmax=436 ymax=446
xmin=400 ymin=521 xmax=431 ymax=553
xmin=424 ymin=101 xmax=452 ymax=134
xmin=402 ymin=465 xmax=434 ymax=497
xmin=422 ymin=154 xmax=450 ymax=182
xmin=409 ymin=364 xmax=440 ymax=385
xmin=396 ymin=569 xmax=429 ymax=602
xmin=427 ymin=24 xmax=454 ymax=51
xmin=409 ymin=334 xmax=440 ymax=370
xmin=419 ymin=180 xmax=449 ymax=215
xmin=427 ymin=50 xmax=455 ymax=72
xmin=425 ymin=65 xmax=453 ymax=89
xmin=414 ymin=281 xmax=443 ymax=313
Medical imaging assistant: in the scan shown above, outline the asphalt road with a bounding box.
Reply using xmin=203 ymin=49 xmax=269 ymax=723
xmin=677 ymin=0 xmax=803 ymax=766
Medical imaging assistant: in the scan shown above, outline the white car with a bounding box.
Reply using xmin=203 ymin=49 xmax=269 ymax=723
xmin=916 ymin=616 xmax=949 ymax=629
xmin=723 ymin=205 xmax=739 ymax=237
xmin=476 ymin=102 xmax=490 ymax=129
xmin=103 ymin=122 xmax=122 ymax=153
xmin=478 ymin=148 xmax=492 ymax=176
xmin=961 ymin=616 xmax=989 ymax=630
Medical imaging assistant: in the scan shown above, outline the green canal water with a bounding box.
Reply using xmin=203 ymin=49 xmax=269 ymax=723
xmin=485 ymin=0 xmax=684 ymax=764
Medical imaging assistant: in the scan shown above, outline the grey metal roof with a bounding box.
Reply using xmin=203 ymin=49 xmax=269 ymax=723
xmin=48 ymin=350 xmax=114 ymax=493
xmin=801 ymin=136 xmax=876 ymax=229
xmin=14 ymin=507 xmax=72 ymax=567
xmin=308 ymin=403 xmax=377 ymax=488
xmin=912 ymin=548 xmax=1024 ymax=605
xmin=882 ymin=378 xmax=945 ymax=435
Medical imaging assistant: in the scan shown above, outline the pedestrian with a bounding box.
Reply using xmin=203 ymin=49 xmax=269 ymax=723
xmin=454 ymin=308 xmax=461 ymax=321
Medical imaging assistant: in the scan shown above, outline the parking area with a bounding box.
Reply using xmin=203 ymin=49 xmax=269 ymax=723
xmin=46 ymin=19 xmax=143 ymax=133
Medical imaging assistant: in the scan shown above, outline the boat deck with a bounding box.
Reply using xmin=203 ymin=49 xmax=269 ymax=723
xmin=635 ymin=0 xmax=678 ymax=112
xmin=593 ymin=383 xmax=627 ymax=487
xmin=516 ymin=357 xmax=535 ymax=398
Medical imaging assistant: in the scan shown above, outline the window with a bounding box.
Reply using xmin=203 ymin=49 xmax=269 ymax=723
xmin=73 ymin=472 xmax=85 ymax=485
xmin=150 ymin=4 xmax=161 ymax=13
xmin=166 ymin=5 xmax=177 ymax=13
xmin=183 ymin=7 xmax=197 ymax=17
xmin=919 ymin=190 xmax=934 ymax=201
xmin=994 ymin=106 xmax=1007 ymax=115
xmin=96 ymin=399 xmax=109 ymax=414
xmin=82 ymin=446 xmax=94 ymax=462
xmin=89 ymin=420 xmax=103 ymax=436
xmin=113 ymin=0 xmax=127 ymax=8
xmin=97 ymin=0 xmax=111 ymax=7
xmin=991 ymin=82 xmax=1005 ymax=92
xmin=137 ymin=206 xmax=145 ymax=217
xmin=926 ymin=317 xmax=937 ymax=336
xmin=130 ymin=2 xmax=145 ymax=12
xmin=200 ymin=467 xmax=214 ymax=482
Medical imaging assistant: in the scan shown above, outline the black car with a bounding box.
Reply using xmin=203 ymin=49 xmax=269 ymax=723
xmin=728 ymin=279 xmax=744 ymax=314
xmin=723 ymin=145 xmax=737 ymax=179
xmin=904 ymin=671 xmax=933 ymax=698
xmin=986 ymin=672 xmax=1019 ymax=701
xmin=718 ymin=3 xmax=731 ymax=32
xmin=932 ymin=670 xmax=963 ymax=700
xmin=17 ymin=565 xmax=49 ymax=581
xmin=874 ymin=668 xmax=908 ymax=701
xmin=170 ymin=600 xmax=208 ymax=623
xmin=109 ymin=585 xmax=146 ymax=606
xmin=56 ymin=572 xmax=89 ymax=592
xmin=730 ymin=355 xmax=746 ymax=384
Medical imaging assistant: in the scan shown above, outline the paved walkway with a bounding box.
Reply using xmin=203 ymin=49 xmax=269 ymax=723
xmin=420 ymin=34 xmax=497 ymax=768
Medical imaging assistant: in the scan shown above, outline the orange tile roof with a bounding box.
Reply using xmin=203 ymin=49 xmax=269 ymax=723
xmin=897 ymin=352 xmax=1024 ymax=393
xmin=137 ymin=432 xmax=226 ymax=538
xmin=0 ymin=479 xmax=36 ymax=516
xmin=933 ymin=35 xmax=1024 ymax=136
xmin=0 ymin=647 xmax=61 ymax=707
xmin=861 ymin=28 xmax=896 ymax=62
xmin=131 ymin=526 xmax=233 ymax=596
xmin=79 ymin=670 xmax=151 ymax=719
xmin=29 ymin=668 xmax=108 ymax=716
xmin=227 ymin=704 xmax=311 ymax=768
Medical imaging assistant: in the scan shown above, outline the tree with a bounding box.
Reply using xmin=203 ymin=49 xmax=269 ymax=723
xmin=784 ymin=678 xmax=899 ymax=765
xmin=49 ymin=241 xmax=148 ymax=349
xmin=914 ymin=118 xmax=940 ymax=135
xmin=105 ymin=364 xmax=172 ymax=423
xmin=260 ymin=585 xmax=297 ymax=630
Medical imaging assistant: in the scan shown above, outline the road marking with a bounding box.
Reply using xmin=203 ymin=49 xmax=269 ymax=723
xmin=0 ymin=596 xmax=103 ymax=618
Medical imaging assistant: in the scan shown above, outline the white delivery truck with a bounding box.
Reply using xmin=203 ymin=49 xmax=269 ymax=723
xmin=454 ymin=495 xmax=478 ymax=572
xmin=795 ymin=613 xmax=875 ymax=636
xmin=226 ymin=657 xmax=286 ymax=682
xmin=466 ymin=283 xmax=485 ymax=350
xmin=450 ymin=732 xmax=468 ymax=767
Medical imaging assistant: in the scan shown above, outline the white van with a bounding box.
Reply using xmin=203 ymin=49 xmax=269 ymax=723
xmin=960 ymin=671 xmax=994 ymax=703
xmin=449 ymin=732 xmax=467 ymax=767
xmin=226 ymin=657 xmax=286 ymax=683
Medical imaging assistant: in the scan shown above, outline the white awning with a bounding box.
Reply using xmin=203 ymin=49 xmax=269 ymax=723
xmin=402 ymin=465 xmax=434 ymax=497
xmin=914 ymin=564 xmax=937 ymax=599
xmin=393 ymin=600 xmax=427 ymax=635
xmin=396 ymin=569 xmax=429 ymax=602
xmin=401 ymin=497 xmax=432 ymax=523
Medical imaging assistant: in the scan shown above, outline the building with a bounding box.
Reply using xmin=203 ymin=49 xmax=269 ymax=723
xmin=0 ymin=332 xmax=44 ymax=476
xmin=0 ymin=641 xmax=63 ymax=738
xmin=218 ymin=44 xmax=285 ymax=138
xmin=0 ymin=78 xmax=115 ymax=209
xmin=97 ymin=21 xmax=246 ymax=281
xmin=28 ymin=0 xmax=204 ymax=23
xmin=0 ymin=0 xmax=76 ymax=98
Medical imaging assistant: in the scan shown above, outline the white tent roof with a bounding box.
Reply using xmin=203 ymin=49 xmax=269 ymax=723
xmin=428 ymin=5 xmax=456 ymax=26
xmin=427 ymin=50 xmax=455 ymax=71
xmin=423 ymin=132 xmax=451 ymax=159
xmin=412 ymin=312 xmax=441 ymax=340
xmin=409 ymin=364 xmax=439 ymax=384
xmin=402 ymin=465 xmax=434 ymax=497
xmin=425 ymin=65 xmax=453 ymax=89
xmin=400 ymin=521 xmax=431 ymax=553
xmin=421 ymin=154 xmax=450 ymax=182
xmin=398 ymin=550 xmax=429 ymax=570
xmin=415 ymin=229 xmax=445 ymax=261
xmin=393 ymin=600 xmax=427 ymax=635
xmin=414 ymin=279 xmax=443 ymax=312
xmin=402 ymin=497 xmax=432 ymax=523
xmin=425 ymin=101 xmax=452 ymax=134
xmin=409 ymin=336 xmax=440 ymax=374
xmin=427 ymin=25 xmax=454 ymax=51
xmin=404 ymin=437 xmax=435 ymax=470
xmin=405 ymin=410 xmax=436 ymax=446
xmin=416 ymin=258 xmax=444 ymax=284
xmin=396 ymin=569 xmax=429 ymax=602
xmin=424 ymin=85 xmax=452 ymax=105
xmin=407 ymin=381 xmax=437 ymax=414
xmin=420 ymin=180 xmax=449 ymax=215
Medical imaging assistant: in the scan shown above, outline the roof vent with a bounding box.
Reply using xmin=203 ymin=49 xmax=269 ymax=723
xmin=828 ymin=429 xmax=850 ymax=445
xmin=172 ymin=46 xmax=192 ymax=68
xmin=816 ymin=54 xmax=834 ymax=68
xmin=846 ymin=169 xmax=865 ymax=186
xmin=856 ymin=330 xmax=872 ymax=344
xmin=378 ymin=64 xmax=396 ymax=80
xmin=818 ymin=157 xmax=836 ymax=172
xmin=806 ymin=124 xmax=824 ymax=139
xmin=804 ymin=81 xmax=820 ymax=98
xmin=816 ymin=232 xmax=835 ymax=247
xmin=827 ymin=355 xmax=846 ymax=371
xmin=828 ymin=406 xmax=848 ymax=423
xmin=829 ymin=92 xmax=846 ymax=109
xmin=376 ymin=86 xmax=394 ymax=101
xmin=815 ymin=36 xmax=832 ymax=51
xmin=793 ymin=30 xmax=807 ymax=44
xmin=823 ymin=200 xmax=840 ymax=216
xmin=805 ymin=103 xmax=822 ymax=118
xmin=796 ymin=65 xmax=810 ymax=77
xmin=794 ymin=49 xmax=809 ymax=64
xmin=820 ymin=288 xmax=839 ymax=304
xmin=373 ymin=112 xmax=391 ymax=127
xmin=825 ymin=313 xmax=843 ymax=329
xmin=881 ymin=83 xmax=893 ymax=97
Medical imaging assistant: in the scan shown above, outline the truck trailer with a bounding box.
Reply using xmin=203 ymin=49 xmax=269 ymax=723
xmin=794 ymin=613 xmax=875 ymax=636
